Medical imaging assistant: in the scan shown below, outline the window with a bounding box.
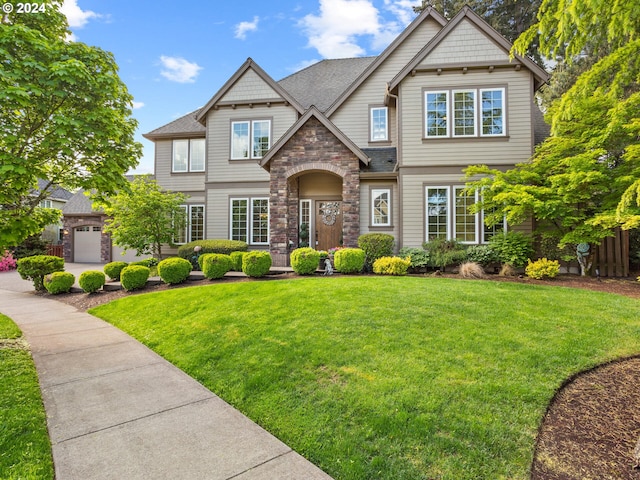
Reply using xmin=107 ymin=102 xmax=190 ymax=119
xmin=371 ymin=188 xmax=391 ymax=226
xmin=424 ymin=87 xmax=505 ymax=138
xmin=426 ymin=187 xmax=450 ymax=240
xmin=454 ymin=187 xmax=478 ymax=243
xmin=370 ymin=107 xmax=388 ymax=141
xmin=425 ymin=91 xmax=449 ymax=137
xmin=172 ymin=139 xmax=205 ymax=172
xmin=39 ymin=199 xmax=53 ymax=208
xmin=174 ymin=205 xmax=205 ymax=244
xmin=482 ymin=208 xmax=506 ymax=243
xmin=231 ymin=120 xmax=271 ymax=159
xmin=230 ymin=197 xmax=269 ymax=245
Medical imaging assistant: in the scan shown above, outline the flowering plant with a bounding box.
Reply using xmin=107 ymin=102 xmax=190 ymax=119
xmin=328 ymin=246 xmax=344 ymax=256
xmin=0 ymin=250 xmax=17 ymax=272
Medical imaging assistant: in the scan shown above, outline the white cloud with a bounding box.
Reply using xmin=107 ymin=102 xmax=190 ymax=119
xmin=383 ymin=0 xmax=422 ymax=26
xmin=159 ymin=56 xmax=203 ymax=83
xmin=131 ymin=101 xmax=145 ymax=110
xmin=60 ymin=0 xmax=101 ymax=28
xmin=235 ymin=16 xmax=259 ymax=40
xmin=289 ymin=58 xmax=322 ymax=73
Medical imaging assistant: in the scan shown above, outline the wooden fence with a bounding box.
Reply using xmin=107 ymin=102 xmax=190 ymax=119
xmin=592 ymin=228 xmax=629 ymax=277
xmin=46 ymin=244 xmax=64 ymax=258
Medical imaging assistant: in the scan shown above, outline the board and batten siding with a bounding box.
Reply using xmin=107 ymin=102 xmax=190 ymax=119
xmin=154 ymin=140 xmax=206 ymax=192
xmin=219 ymin=69 xmax=281 ymax=102
xmin=205 ymin=104 xmax=298 ymax=184
xmin=399 ymin=68 xmax=534 ymax=168
xmin=205 ymin=184 xmax=269 ymax=240
xmin=330 ymin=18 xmax=442 ymax=147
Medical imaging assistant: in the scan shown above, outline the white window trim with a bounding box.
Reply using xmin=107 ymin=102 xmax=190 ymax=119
xmin=425 ymin=186 xmax=451 ymax=240
xmin=370 ymin=106 xmax=388 ymax=142
xmin=481 ymin=209 xmax=508 ymax=243
xmin=174 ymin=204 xmax=205 ymax=245
xmin=453 ymin=187 xmax=479 ymax=244
xmin=230 ymin=198 xmax=249 ymax=242
xmin=371 ymin=188 xmax=392 ymax=227
xmin=451 ymin=89 xmax=477 ymax=138
xmin=172 ymin=139 xmax=205 ymax=173
xmin=425 ymin=90 xmax=450 ymax=138
xmin=479 ymin=87 xmax=506 ymax=137
xmin=230 ymin=120 xmax=272 ymax=160
xmin=229 ymin=197 xmax=269 ymax=245
xmin=189 ymin=139 xmax=206 ymax=172
xmin=250 ymin=198 xmax=270 ymax=245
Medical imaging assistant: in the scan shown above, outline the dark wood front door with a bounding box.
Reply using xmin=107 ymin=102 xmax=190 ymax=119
xmin=316 ymin=201 xmax=342 ymax=251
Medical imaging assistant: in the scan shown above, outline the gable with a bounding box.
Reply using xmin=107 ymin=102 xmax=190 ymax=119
xmin=418 ymin=18 xmax=510 ymax=67
xmin=220 ymin=68 xmax=282 ymax=103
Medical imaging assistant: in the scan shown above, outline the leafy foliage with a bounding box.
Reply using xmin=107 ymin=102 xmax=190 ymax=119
xmin=465 ymin=245 xmax=500 ymax=266
xmin=200 ymin=254 xmax=233 ymax=280
xmin=399 ymin=247 xmax=430 ymax=270
xmin=0 ymin=4 xmax=141 ymax=248
xmin=242 ymin=251 xmax=272 ymax=278
xmin=357 ymin=233 xmax=395 ymax=271
xmin=104 ymin=261 xmax=128 ymax=281
xmin=0 ymin=250 xmax=17 ymax=272
xmin=334 ymin=248 xmax=365 ymax=274
xmin=120 ymin=265 xmax=150 ymax=291
xmin=178 ymin=239 xmax=248 ymax=269
xmin=16 ymin=255 xmax=64 ymax=291
xmin=373 ymin=256 xmax=411 ymax=276
xmin=290 ymin=247 xmax=320 ymax=275
xmin=525 ymin=258 xmax=561 ymax=279
xmin=43 ymin=271 xmax=75 ymax=294
xmin=78 ymin=270 xmax=105 ymax=294
xmin=423 ymin=238 xmax=467 ymax=270
xmin=230 ymin=251 xmax=248 ymax=272
xmin=157 ymin=257 xmax=192 ymax=285
xmin=11 ymin=235 xmax=48 ymax=259
xmin=488 ymin=232 xmax=534 ymax=268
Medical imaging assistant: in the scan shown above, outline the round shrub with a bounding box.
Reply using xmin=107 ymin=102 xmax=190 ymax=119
xmin=78 ymin=270 xmax=106 ymax=293
xmin=465 ymin=245 xmax=500 ymax=267
xmin=489 ymin=231 xmax=534 ymax=268
xmin=334 ymin=248 xmax=365 ymax=274
xmin=200 ymin=254 xmax=233 ymax=280
xmin=525 ymin=258 xmax=560 ymax=279
xmin=129 ymin=258 xmax=158 ymax=268
xmin=399 ymin=247 xmax=430 ymax=271
xmin=104 ymin=261 xmax=128 ymax=281
xmin=290 ymin=247 xmax=320 ymax=275
xmin=44 ymin=271 xmax=75 ymax=294
xmin=157 ymin=257 xmax=192 ymax=285
xmin=120 ymin=265 xmax=150 ymax=291
xmin=358 ymin=233 xmax=395 ymax=270
xmin=242 ymin=251 xmax=272 ymax=278
xmin=230 ymin=251 xmax=248 ymax=272
xmin=373 ymin=256 xmax=410 ymax=276
xmin=16 ymin=255 xmax=65 ymax=291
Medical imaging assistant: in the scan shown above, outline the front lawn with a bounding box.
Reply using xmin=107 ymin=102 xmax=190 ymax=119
xmin=0 ymin=313 xmax=53 ymax=480
xmin=91 ymin=276 xmax=640 ymax=479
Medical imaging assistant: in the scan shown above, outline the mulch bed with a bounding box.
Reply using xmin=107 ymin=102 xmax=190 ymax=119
xmin=40 ymin=272 xmax=640 ymax=479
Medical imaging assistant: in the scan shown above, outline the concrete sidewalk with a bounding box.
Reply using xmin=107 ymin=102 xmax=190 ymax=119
xmin=0 ymin=278 xmax=332 ymax=479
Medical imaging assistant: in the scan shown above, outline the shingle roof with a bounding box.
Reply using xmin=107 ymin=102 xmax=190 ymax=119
xmin=62 ymin=189 xmax=100 ymax=215
xmin=143 ymin=109 xmax=205 ymax=139
xmin=360 ymin=148 xmax=397 ymax=173
xmin=34 ymin=179 xmax=74 ymax=201
xmin=277 ymin=57 xmax=376 ymax=112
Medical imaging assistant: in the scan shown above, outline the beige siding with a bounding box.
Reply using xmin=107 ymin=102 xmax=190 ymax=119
xmin=419 ymin=19 xmax=510 ymax=66
xmin=206 ymin=104 xmax=298 ymax=183
xmin=330 ymin=18 xmax=442 ymax=146
xmin=206 ymin=185 xmax=269 ymax=240
xmin=359 ymin=181 xmax=399 ymax=241
xmin=154 ymin=140 xmax=206 ymax=192
xmin=399 ymin=68 xmax=534 ymax=168
xmin=220 ymin=69 xmax=280 ymax=102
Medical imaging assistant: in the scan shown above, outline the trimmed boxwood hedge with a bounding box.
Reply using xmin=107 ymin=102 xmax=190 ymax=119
xmin=44 ymin=271 xmax=75 ymax=294
xmin=78 ymin=270 xmax=106 ymax=293
xmin=200 ymin=253 xmax=233 ymax=279
xmin=104 ymin=261 xmax=128 ymax=281
xmin=157 ymin=257 xmax=192 ymax=285
xmin=230 ymin=251 xmax=248 ymax=272
xmin=334 ymin=248 xmax=365 ymax=274
xmin=178 ymin=239 xmax=247 ymax=259
xmin=120 ymin=265 xmax=150 ymax=291
xmin=16 ymin=255 xmax=65 ymax=291
xmin=290 ymin=247 xmax=320 ymax=275
xmin=242 ymin=251 xmax=272 ymax=278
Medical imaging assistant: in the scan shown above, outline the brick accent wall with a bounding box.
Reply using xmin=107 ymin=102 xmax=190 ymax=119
xmin=62 ymin=215 xmax=111 ymax=263
xmin=268 ymin=117 xmax=361 ymax=266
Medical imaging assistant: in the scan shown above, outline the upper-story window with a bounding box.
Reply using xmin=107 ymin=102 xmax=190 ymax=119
xmin=231 ymin=120 xmax=271 ymax=159
xmin=424 ymin=87 xmax=506 ymax=139
xmin=172 ymin=139 xmax=205 ymax=172
xmin=370 ymin=106 xmax=388 ymax=142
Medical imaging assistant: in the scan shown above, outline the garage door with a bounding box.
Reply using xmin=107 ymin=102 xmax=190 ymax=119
xmin=74 ymin=226 xmax=102 ymax=263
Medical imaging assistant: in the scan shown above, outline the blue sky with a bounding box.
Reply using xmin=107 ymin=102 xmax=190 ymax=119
xmin=61 ymin=0 xmax=425 ymax=173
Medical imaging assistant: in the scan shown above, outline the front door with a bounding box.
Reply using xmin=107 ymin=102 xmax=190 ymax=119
xmin=315 ymin=201 xmax=342 ymax=251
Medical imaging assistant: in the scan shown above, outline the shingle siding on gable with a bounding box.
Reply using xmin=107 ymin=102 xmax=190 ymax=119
xmin=220 ymin=69 xmax=281 ymax=103
xmin=418 ymin=19 xmax=510 ymax=66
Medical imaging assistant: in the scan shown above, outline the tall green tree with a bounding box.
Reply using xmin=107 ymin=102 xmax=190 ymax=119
xmin=0 ymin=0 xmax=142 ymax=249
xmin=102 ymin=177 xmax=187 ymax=260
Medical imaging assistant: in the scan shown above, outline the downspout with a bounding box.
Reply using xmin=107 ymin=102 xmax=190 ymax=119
xmin=385 ymin=83 xmax=400 ymax=173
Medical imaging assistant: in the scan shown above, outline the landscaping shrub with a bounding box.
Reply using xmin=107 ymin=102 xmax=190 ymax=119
xmin=334 ymin=248 xmax=365 ymax=274
xmin=0 ymin=250 xmax=17 ymax=272
xmin=200 ymin=254 xmax=233 ymax=280
xmin=157 ymin=257 xmax=192 ymax=285
xmin=120 ymin=265 xmax=150 ymax=291
xmin=229 ymin=251 xmax=248 ymax=272
xmin=459 ymin=261 xmax=486 ymax=279
xmin=290 ymin=247 xmax=320 ymax=275
xmin=465 ymin=245 xmax=500 ymax=267
xmin=398 ymin=247 xmax=430 ymax=271
xmin=78 ymin=270 xmax=106 ymax=293
xmin=489 ymin=231 xmax=534 ymax=268
xmin=525 ymin=258 xmax=560 ymax=279
xmin=358 ymin=233 xmax=394 ymax=270
xmin=423 ymin=239 xmax=467 ymax=270
xmin=104 ymin=261 xmax=128 ymax=281
xmin=242 ymin=251 xmax=272 ymax=278
xmin=499 ymin=263 xmax=517 ymax=276
xmin=44 ymin=272 xmax=75 ymax=294
xmin=129 ymin=258 xmax=158 ymax=268
xmin=16 ymin=255 xmax=64 ymax=291
xmin=373 ymin=256 xmax=410 ymax=276
xmin=12 ymin=235 xmax=48 ymax=259
xmin=178 ymin=239 xmax=248 ymax=260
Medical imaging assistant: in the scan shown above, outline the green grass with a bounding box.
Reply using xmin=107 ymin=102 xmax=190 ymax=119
xmin=91 ymin=277 xmax=640 ymax=479
xmin=0 ymin=313 xmax=53 ymax=480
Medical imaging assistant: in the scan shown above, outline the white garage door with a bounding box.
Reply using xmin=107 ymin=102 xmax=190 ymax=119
xmin=74 ymin=226 xmax=102 ymax=263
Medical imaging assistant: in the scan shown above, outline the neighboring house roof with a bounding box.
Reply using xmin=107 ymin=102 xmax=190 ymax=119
xmin=259 ymin=106 xmax=370 ymax=171
xmin=143 ymin=109 xmax=205 ymax=140
xmin=62 ymin=189 xmax=100 ymax=215
xmin=195 ymin=58 xmax=305 ymax=125
xmin=388 ymin=6 xmax=550 ymax=92
xmin=34 ymin=179 xmax=73 ymax=202
xmin=278 ymin=57 xmax=377 ymax=112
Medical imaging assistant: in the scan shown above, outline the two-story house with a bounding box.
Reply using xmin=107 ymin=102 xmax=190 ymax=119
xmin=144 ymin=6 xmax=549 ymax=267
